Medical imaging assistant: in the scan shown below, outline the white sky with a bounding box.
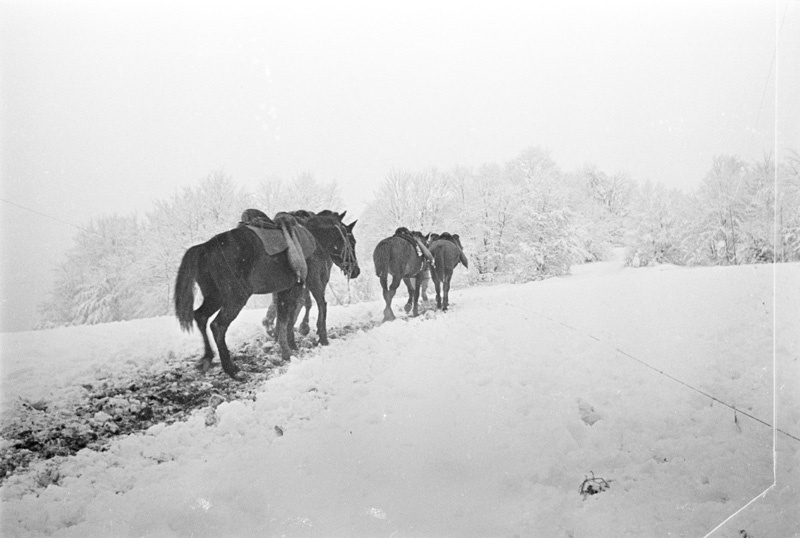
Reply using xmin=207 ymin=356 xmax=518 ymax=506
xmin=1 ymin=0 xmax=799 ymax=331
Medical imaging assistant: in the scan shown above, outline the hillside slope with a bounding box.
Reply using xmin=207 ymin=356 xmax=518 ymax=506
xmin=1 ymin=261 xmax=798 ymax=537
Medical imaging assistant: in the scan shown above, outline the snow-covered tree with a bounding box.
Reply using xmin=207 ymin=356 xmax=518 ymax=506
xmin=40 ymin=214 xmax=145 ymax=326
xmin=625 ymin=181 xmax=690 ymax=266
xmin=253 ymin=172 xmax=343 ymax=215
xmin=682 ymin=155 xmax=762 ymax=265
xmin=141 ymin=171 xmax=251 ymax=315
xmin=777 ymin=151 xmax=800 ymax=261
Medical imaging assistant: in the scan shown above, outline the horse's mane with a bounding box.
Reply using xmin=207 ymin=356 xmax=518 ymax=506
xmin=287 ymin=209 xmax=317 ymax=223
xmin=315 ymin=209 xmax=339 ymax=219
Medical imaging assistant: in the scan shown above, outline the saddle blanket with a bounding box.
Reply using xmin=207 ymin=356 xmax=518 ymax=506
xmin=244 ymin=225 xmax=316 ymax=258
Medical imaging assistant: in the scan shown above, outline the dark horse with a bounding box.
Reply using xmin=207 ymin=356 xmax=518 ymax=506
xmin=174 ymin=211 xmax=314 ymax=380
xmin=373 ymin=227 xmax=435 ymax=321
xmin=429 ymin=232 xmax=468 ymax=311
xmin=263 ymin=210 xmax=360 ymax=345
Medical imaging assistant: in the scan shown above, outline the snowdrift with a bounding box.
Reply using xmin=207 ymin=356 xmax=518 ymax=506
xmin=1 ymin=260 xmax=798 ymax=537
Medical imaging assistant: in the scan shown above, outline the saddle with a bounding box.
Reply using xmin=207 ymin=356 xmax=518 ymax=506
xmin=239 ymin=209 xmax=316 ymax=258
xmin=394 ymin=227 xmax=421 ymax=255
xmin=394 ymin=227 xmax=435 ymax=266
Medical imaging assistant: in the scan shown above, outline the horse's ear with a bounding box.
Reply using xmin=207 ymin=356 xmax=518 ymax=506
xmin=338 ymin=211 xmax=347 ymax=220
xmin=346 ymin=219 xmax=357 ymax=231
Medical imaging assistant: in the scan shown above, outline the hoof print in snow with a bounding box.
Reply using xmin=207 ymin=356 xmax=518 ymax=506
xmin=274 ymin=425 xmax=284 ymax=436
xmin=577 ymin=398 xmax=602 ymax=426
xmin=580 ymin=472 xmax=610 ymax=499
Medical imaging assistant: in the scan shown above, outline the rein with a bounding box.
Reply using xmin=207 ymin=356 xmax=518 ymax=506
xmin=325 ymin=220 xmax=356 ymax=306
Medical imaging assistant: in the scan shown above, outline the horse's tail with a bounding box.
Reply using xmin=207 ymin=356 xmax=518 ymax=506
xmin=175 ymin=244 xmax=203 ymax=332
xmin=275 ymin=213 xmax=308 ymax=282
xmin=459 ymin=250 xmax=469 ymax=269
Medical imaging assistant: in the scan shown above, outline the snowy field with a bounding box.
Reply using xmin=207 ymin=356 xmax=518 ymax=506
xmin=1 ymin=257 xmax=798 ymax=537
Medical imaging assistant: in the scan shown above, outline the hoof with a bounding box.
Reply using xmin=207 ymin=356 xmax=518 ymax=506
xmin=299 ymin=323 xmax=311 ymax=337
xmin=403 ymin=303 xmax=412 ymax=313
xmin=196 ymin=358 xmax=213 ymax=374
xmin=318 ymin=336 xmax=329 ymax=346
xmin=228 ymin=370 xmax=246 ymax=382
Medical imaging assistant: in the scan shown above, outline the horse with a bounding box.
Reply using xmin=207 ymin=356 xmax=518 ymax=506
xmin=373 ymin=227 xmax=435 ymax=321
xmin=174 ymin=211 xmax=315 ymax=380
xmin=262 ymin=210 xmax=360 ymax=345
xmin=429 ymin=232 xmax=468 ymax=311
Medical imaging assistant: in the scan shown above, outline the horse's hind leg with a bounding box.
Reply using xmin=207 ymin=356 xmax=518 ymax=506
xmin=432 ymin=273 xmax=443 ymax=310
xmin=403 ymin=277 xmax=416 ymax=313
xmin=442 ymin=271 xmax=452 ymax=312
xmin=210 ymin=295 xmax=248 ymax=380
xmin=381 ymin=274 xmax=399 ymax=321
xmin=194 ymin=290 xmax=221 ymax=373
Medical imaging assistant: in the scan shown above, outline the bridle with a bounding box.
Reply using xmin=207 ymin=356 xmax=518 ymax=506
xmin=327 ymin=220 xmax=358 ymax=278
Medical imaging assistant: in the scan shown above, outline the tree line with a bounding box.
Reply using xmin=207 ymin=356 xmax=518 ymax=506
xmin=39 ymin=147 xmax=800 ymax=328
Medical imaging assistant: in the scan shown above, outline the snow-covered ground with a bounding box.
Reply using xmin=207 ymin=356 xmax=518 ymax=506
xmin=1 ymin=257 xmax=798 ymax=537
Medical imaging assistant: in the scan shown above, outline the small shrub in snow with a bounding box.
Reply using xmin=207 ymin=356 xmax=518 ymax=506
xmin=579 ymin=472 xmax=610 ymax=499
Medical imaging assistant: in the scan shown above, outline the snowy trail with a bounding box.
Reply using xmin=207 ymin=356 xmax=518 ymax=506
xmin=1 ymin=260 xmax=798 ymax=537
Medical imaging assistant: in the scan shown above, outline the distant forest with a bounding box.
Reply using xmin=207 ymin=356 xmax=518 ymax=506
xmin=39 ymin=146 xmax=800 ymax=328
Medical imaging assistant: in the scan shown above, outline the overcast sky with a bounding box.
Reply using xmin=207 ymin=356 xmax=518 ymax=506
xmin=1 ymin=0 xmax=799 ymax=332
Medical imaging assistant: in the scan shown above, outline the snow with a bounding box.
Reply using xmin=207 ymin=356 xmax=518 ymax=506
xmin=1 ymin=257 xmax=798 ymax=537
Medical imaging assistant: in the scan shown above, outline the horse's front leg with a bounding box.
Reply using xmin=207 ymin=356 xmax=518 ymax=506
xmin=298 ymin=289 xmax=312 ymax=337
xmin=286 ymin=285 xmax=305 ymax=351
xmin=309 ymin=284 xmax=329 ymax=345
xmin=263 ymin=294 xmax=278 ymax=338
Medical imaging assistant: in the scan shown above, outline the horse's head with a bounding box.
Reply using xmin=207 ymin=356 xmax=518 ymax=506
xmin=318 ymin=210 xmax=361 ymax=279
